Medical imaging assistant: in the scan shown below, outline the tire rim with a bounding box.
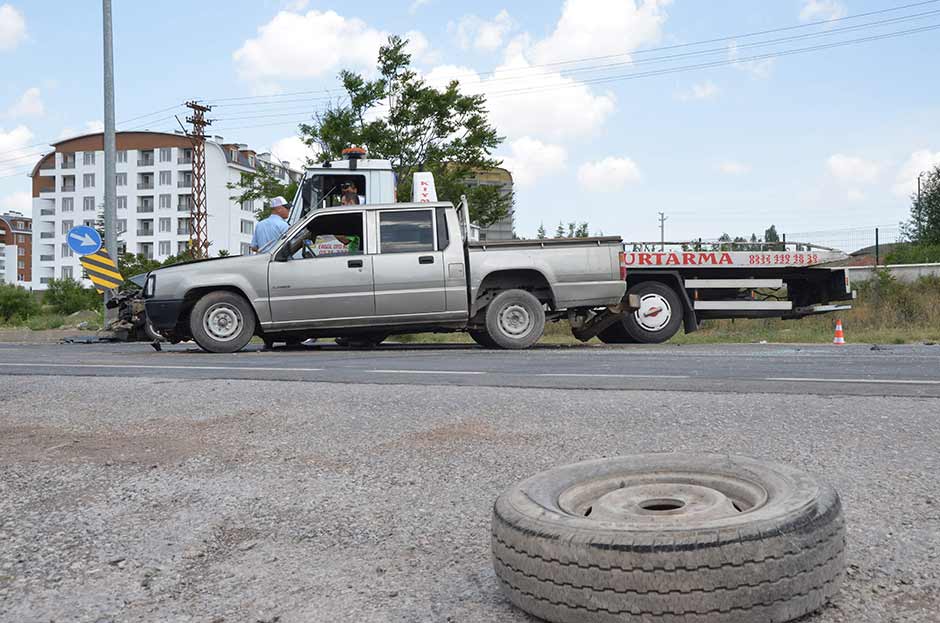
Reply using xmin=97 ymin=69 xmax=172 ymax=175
xmin=634 ymin=292 xmax=671 ymax=332
xmin=498 ymin=303 xmax=532 ymax=338
xmin=557 ymin=472 xmax=768 ymax=528
xmin=203 ymin=302 xmax=243 ymax=342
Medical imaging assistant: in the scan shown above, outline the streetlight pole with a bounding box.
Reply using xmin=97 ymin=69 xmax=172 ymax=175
xmin=658 ymin=212 xmax=668 ymax=251
xmin=102 ymin=0 xmax=117 ymax=319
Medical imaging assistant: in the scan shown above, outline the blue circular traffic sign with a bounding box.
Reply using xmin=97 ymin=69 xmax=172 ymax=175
xmin=66 ymin=225 xmax=103 ymax=256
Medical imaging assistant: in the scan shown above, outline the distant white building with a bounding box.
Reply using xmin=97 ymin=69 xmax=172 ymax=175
xmin=28 ymin=131 xmax=300 ymax=289
xmin=0 ymin=212 xmax=31 ymax=287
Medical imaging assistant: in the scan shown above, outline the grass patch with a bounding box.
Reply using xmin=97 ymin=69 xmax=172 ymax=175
xmin=24 ymin=314 xmax=67 ymax=331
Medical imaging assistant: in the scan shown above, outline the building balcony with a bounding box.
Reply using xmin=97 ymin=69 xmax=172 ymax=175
xmin=40 ymin=208 xmax=55 ymax=216
xmin=137 ymin=182 xmax=154 ymax=190
xmin=177 ymin=180 xmax=193 ymax=188
xmin=60 ymin=161 xmax=75 ymax=170
xmin=40 ymin=254 xmax=54 ymax=262
xmin=178 ymin=156 xmax=193 ymax=165
xmin=137 ymin=158 xmax=155 ymax=167
xmin=137 ymin=205 xmax=154 ymax=213
xmin=40 ymin=232 xmax=55 ymax=239
xmin=177 ymin=228 xmax=192 ymax=236
xmin=60 ymin=184 xmax=75 ymax=192
xmin=137 ymin=229 xmax=154 ymax=237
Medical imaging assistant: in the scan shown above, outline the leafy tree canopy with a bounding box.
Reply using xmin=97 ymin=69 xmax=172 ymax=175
xmin=903 ymin=165 xmax=940 ymax=245
xmin=298 ymin=35 xmax=512 ymax=227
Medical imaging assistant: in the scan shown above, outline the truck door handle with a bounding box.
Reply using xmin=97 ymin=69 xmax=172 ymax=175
xmin=419 ymin=256 xmax=434 ymax=264
xmin=347 ymin=259 xmax=363 ymax=268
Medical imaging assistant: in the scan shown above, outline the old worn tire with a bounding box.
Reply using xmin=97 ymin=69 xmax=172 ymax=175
xmin=622 ymin=281 xmax=683 ymax=344
xmin=469 ymin=329 xmax=499 ymax=348
xmin=189 ymin=291 xmax=256 ymax=354
xmin=492 ymin=453 xmax=845 ymax=623
xmin=483 ymin=289 xmax=546 ymax=350
xmin=596 ymin=322 xmax=637 ymax=344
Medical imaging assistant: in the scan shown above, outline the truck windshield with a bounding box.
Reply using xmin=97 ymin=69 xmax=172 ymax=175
xmin=295 ymin=174 xmax=367 ymax=224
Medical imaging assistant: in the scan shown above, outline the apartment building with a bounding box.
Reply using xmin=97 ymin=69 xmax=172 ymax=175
xmin=0 ymin=212 xmax=31 ymax=286
xmin=29 ymin=131 xmax=300 ymax=289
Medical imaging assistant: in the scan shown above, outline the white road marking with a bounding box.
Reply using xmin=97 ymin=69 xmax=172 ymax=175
xmin=368 ymin=369 xmax=485 ymax=375
xmin=536 ymin=373 xmax=688 ymax=379
xmin=767 ymin=377 xmax=940 ymax=385
xmin=0 ymin=362 xmax=324 ymax=373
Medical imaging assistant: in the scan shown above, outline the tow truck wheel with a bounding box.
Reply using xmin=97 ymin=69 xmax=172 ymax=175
xmin=622 ymin=281 xmax=683 ymax=344
xmin=484 ymin=289 xmax=546 ymax=350
xmin=189 ymin=291 xmax=256 ymax=354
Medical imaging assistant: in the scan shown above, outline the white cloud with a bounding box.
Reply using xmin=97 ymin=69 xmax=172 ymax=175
xmin=800 ymin=0 xmax=847 ymax=22
xmin=233 ymin=10 xmax=388 ymax=82
xmin=0 ymin=4 xmax=26 ymax=51
xmin=728 ymin=42 xmax=774 ymax=79
xmin=846 ymin=189 xmax=865 ymax=202
xmin=827 ymin=154 xmax=880 ymax=184
xmin=56 ymin=121 xmax=104 ymax=141
xmin=425 ymin=56 xmax=615 ymax=141
xmin=717 ymin=161 xmax=751 ymax=175
xmin=501 ymin=137 xmax=567 ymax=188
xmin=894 ymin=149 xmax=940 ymax=197
xmin=0 ymin=124 xmax=32 ymax=156
xmin=678 ymin=81 xmax=719 ymax=101
xmin=0 ymin=190 xmax=30 ymax=213
xmin=530 ymin=0 xmax=671 ymax=65
xmin=270 ymin=135 xmax=320 ymax=169
xmin=6 ymin=86 xmax=43 ymax=118
xmin=578 ymin=157 xmax=642 ymax=190
xmin=454 ymin=10 xmax=514 ymax=52
xmin=409 ymin=0 xmax=432 ymax=13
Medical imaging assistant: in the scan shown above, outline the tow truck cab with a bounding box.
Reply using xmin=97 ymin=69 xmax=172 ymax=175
xmin=288 ymin=148 xmax=397 ymax=225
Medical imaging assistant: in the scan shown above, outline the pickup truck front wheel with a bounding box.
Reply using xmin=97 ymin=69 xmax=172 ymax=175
xmin=484 ymin=289 xmax=545 ymax=349
xmin=190 ymin=291 xmax=256 ymax=353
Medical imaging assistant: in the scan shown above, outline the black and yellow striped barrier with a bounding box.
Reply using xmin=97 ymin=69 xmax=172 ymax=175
xmin=79 ymin=247 xmax=124 ymax=293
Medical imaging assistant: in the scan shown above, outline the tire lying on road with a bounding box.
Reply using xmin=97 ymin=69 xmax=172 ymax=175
xmin=492 ymin=453 xmax=846 ymax=623
xmin=189 ymin=290 xmax=256 ymax=354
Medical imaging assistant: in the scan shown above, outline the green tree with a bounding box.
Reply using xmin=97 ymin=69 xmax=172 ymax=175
xmin=43 ymin=278 xmax=100 ymax=315
xmin=536 ymin=223 xmax=547 ymax=240
xmin=554 ymin=222 xmax=566 ymax=238
xmin=575 ymin=222 xmax=590 ymax=238
xmin=764 ymin=224 xmax=780 ymax=242
xmin=228 ymin=166 xmax=299 ymax=221
xmin=903 ymin=165 xmax=940 ymax=245
xmin=0 ymin=283 xmax=36 ymax=321
xmin=298 ymin=35 xmax=511 ymax=227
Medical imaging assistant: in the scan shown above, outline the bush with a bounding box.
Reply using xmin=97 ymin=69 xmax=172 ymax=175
xmin=884 ymin=242 xmax=940 ymax=265
xmin=43 ymin=278 xmax=100 ymax=315
xmin=26 ymin=313 xmax=66 ymax=331
xmin=0 ymin=283 xmax=37 ymax=321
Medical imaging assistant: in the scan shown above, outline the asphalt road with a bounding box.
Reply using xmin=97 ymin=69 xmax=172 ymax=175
xmin=0 ymin=340 xmax=937 ymax=396
xmin=2 ymin=341 xmax=939 ymax=622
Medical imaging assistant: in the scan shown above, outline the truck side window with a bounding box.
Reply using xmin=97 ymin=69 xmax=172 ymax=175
xmin=379 ymin=210 xmax=434 ymax=254
xmin=435 ymin=207 xmax=449 ymax=251
xmin=285 ymin=211 xmax=364 ymax=259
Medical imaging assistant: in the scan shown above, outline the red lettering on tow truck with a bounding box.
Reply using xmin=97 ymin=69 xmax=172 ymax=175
xmin=638 ymin=253 xmax=653 ymax=265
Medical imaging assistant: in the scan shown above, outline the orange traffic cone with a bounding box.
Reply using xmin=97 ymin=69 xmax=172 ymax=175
xmin=833 ymin=320 xmax=845 ymax=345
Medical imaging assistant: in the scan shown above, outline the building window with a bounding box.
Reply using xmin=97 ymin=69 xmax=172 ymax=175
xmin=116 ymin=172 xmax=127 ymax=186
xmin=117 ymin=150 xmax=127 ymax=163
xmin=241 ymin=199 xmax=253 ymax=212
xmin=117 ymin=219 xmax=127 ymax=233
xmin=159 ymin=148 xmax=172 ymax=162
xmin=17 ymin=247 xmax=25 ymax=256
xmin=40 ymin=277 xmax=51 ymax=284
xmin=62 ymin=266 xmax=73 ymax=279
xmin=117 ymin=196 xmax=127 ymax=210
xmin=83 ymin=173 xmax=95 ymax=188
xmin=61 ymin=220 xmax=73 ymax=234
xmin=83 ymin=196 xmax=96 ymax=211
xmin=177 ymin=171 xmax=193 ymax=188
xmin=158 ymin=240 xmax=171 ymax=256
xmin=138 ymin=196 xmax=154 ymax=213
xmin=138 ymin=242 xmax=153 ymax=259
xmin=83 ymin=219 xmax=95 ymax=228
xmin=240 ymin=219 xmax=254 ymax=235
xmin=177 ymin=218 xmax=192 ymax=235
xmin=15 ymin=234 xmax=25 ymax=243
xmin=17 ymin=260 xmax=25 ymax=269
xmin=61 ymin=153 xmax=76 ymax=169
xmin=159 ymin=217 xmax=171 ymax=233
xmin=83 ymin=151 xmax=96 ymax=165
xmin=138 ymin=150 xmax=154 ymax=166
xmin=159 ymin=171 xmax=172 ymax=186
xmin=159 ymin=194 xmax=171 ymax=210
xmin=240 ymin=242 xmax=251 ymax=255
xmin=61 ymin=243 xmax=73 ymax=257
xmin=178 ymin=195 xmax=192 ymax=212
xmin=62 ymin=197 xmax=74 ymax=212
xmin=178 ymin=241 xmax=189 ymax=255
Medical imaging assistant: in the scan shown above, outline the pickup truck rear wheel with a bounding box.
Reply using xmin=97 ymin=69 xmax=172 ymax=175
xmin=622 ymin=281 xmax=683 ymax=344
xmin=190 ymin=291 xmax=256 ymax=353
xmin=484 ymin=289 xmax=545 ymax=349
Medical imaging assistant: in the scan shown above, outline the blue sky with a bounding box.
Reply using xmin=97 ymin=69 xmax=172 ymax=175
xmin=1 ymin=0 xmax=938 ymax=242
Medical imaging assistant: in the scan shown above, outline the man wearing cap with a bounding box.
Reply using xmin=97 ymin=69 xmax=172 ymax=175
xmin=250 ymin=196 xmax=290 ymax=254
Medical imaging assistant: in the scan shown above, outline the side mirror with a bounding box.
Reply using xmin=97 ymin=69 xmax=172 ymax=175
xmin=274 ymin=246 xmax=291 ymax=262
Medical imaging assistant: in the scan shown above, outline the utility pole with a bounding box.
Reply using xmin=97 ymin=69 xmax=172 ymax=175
xmin=102 ymin=0 xmax=117 ymax=318
xmin=658 ymin=212 xmax=668 ymax=251
xmin=184 ymin=101 xmax=212 ymax=258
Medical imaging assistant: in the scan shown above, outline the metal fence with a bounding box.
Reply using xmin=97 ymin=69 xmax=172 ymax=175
xmin=781 ymin=225 xmax=903 ymax=256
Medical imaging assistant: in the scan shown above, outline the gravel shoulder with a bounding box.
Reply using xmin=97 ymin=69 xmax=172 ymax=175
xmin=1 ymin=376 xmax=938 ymax=622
